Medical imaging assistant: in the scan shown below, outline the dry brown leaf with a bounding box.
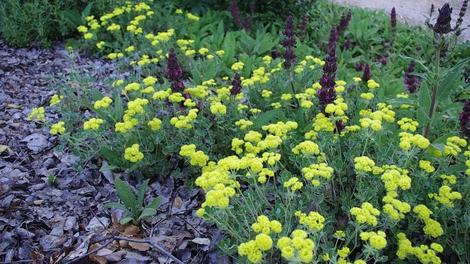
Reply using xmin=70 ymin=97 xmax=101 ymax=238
xmin=89 ymin=243 xmax=108 ymax=264
xmin=128 ymin=241 xmax=151 ymax=252
xmin=174 ymin=196 xmax=183 ymax=209
xmin=123 ymin=225 xmax=140 ymax=237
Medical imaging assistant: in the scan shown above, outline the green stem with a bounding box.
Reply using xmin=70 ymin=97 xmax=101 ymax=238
xmin=423 ymin=39 xmax=442 ymax=138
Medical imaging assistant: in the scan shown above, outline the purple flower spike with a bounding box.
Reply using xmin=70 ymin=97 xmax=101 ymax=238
xmin=391 ymin=7 xmax=397 ymax=31
xmin=230 ymin=73 xmax=242 ymax=95
xmin=404 ymin=61 xmax=420 ymax=93
xmin=362 ymin=64 xmax=371 ymax=82
xmin=283 ymin=16 xmax=296 ymax=69
xmin=165 ymin=48 xmax=185 ymax=92
xmin=460 ymin=100 xmax=470 ymax=138
xmin=337 ymin=10 xmax=352 ymax=35
xmin=433 ymin=3 xmax=453 ymax=34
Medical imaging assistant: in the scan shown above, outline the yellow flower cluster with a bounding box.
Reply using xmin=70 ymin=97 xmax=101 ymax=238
xmin=360 ymin=231 xmax=387 ymax=250
xmin=413 ymin=204 xmax=443 ymax=238
xmin=397 ymin=117 xmax=419 ymax=132
xmin=429 ymin=185 xmax=462 ymax=207
xmin=201 ymin=183 xmax=235 ymax=209
xmin=399 ymin=132 xmax=430 ymax=150
xmin=179 ymin=144 xmax=209 ymax=167
xmin=284 ymin=177 xmax=303 ymax=192
xmin=359 ymin=103 xmax=395 ymax=131
xmin=170 ymin=109 xmax=198 ymax=129
xmin=292 ymin=140 xmax=320 ymax=155
xmin=397 ymin=233 xmax=443 ymax=264
xmin=238 ymin=234 xmax=273 ymax=263
xmin=295 ymin=210 xmax=325 ymax=231
xmin=50 ymin=94 xmax=63 ymax=106
xmin=277 ymin=230 xmax=315 ymax=263
xmin=28 ymin=107 xmax=45 ymax=121
xmin=465 ymin=149 xmax=470 ymax=176
xmin=350 ymin=202 xmax=380 ymax=226
xmin=302 ymin=163 xmax=334 ymax=186
xmin=325 ymin=98 xmax=348 ymax=116
xmin=262 ymin=121 xmax=298 ymax=137
xmin=312 ymin=113 xmax=335 ymax=132
xmin=147 ymin=118 xmax=162 ymax=131
xmin=210 ymin=101 xmax=227 ymax=115
xmin=382 ymin=192 xmax=411 ymax=221
xmin=235 ymin=119 xmax=253 ymax=130
xmin=419 ymin=160 xmax=435 ymax=173
xmin=251 ymin=215 xmax=283 ymax=234
xmin=231 ymin=61 xmax=244 ymax=71
xmin=124 ymin=144 xmax=144 ymax=162
xmin=83 ymin=118 xmax=104 ymax=130
xmin=443 ymin=136 xmax=467 ymax=156
xmin=94 ymin=96 xmax=113 ymax=109
xmin=367 ymin=79 xmax=380 ymax=89
xmin=354 ymin=156 xmax=375 ymax=173
xmin=50 ymin=121 xmax=65 ymax=135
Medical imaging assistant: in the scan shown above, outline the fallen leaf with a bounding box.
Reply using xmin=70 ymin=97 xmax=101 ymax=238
xmin=123 ymin=225 xmax=140 ymax=237
xmin=0 ymin=145 xmax=9 ymax=154
xmin=191 ymin=237 xmax=211 ymax=246
xmin=173 ymin=196 xmax=183 ymax=209
xmin=128 ymin=241 xmax=150 ymax=252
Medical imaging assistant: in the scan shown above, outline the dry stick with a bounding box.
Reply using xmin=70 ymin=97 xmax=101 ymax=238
xmin=113 ymin=236 xmax=184 ymax=264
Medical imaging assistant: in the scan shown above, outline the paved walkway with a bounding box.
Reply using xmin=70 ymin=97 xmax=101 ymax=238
xmin=330 ymin=0 xmax=470 ymax=41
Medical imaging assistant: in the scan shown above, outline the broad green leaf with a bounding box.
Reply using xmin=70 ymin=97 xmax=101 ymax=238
xmin=115 ymin=178 xmax=137 ymax=215
xmin=119 ymin=216 xmax=134 ymax=225
xmin=148 ymin=197 xmax=162 ymax=210
xmin=137 ymin=179 xmax=149 ymax=208
xmin=105 ymin=202 xmax=128 ymax=211
xmin=138 ymin=208 xmax=157 ymax=220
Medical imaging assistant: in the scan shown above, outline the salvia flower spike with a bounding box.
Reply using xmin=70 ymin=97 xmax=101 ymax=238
xmin=433 ymin=3 xmax=453 ymax=34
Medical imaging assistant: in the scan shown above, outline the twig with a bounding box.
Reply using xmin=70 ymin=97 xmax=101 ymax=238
xmin=62 ymin=235 xmax=184 ymax=264
xmin=113 ymin=236 xmax=184 ymax=264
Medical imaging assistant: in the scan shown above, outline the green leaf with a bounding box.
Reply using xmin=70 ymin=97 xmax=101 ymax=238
xmin=137 ymin=179 xmax=149 ymax=208
xmin=119 ymin=216 xmax=134 ymax=225
xmin=105 ymin=202 xmax=128 ymax=211
xmin=148 ymin=197 xmax=162 ymax=210
xmin=138 ymin=208 xmax=157 ymax=220
xmin=114 ymin=178 xmax=137 ymax=214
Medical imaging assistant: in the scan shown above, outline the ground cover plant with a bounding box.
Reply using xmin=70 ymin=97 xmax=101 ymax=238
xmin=25 ymin=0 xmax=470 ymax=263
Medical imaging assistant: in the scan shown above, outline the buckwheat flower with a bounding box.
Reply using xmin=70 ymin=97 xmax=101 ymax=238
xmin=350 ymin=202 xmax=380 ymax=226
xmin=28 ymin=107 xmax=45 ymax=121
xmin=186 ymin=13 xmax=200 ymax=21
xmin=295 ymin=210 xmax=325 ymax=231
xmin=354 ymin=156 xmax=375 ymax=172
xmin=124 ymin=144 xmax=144 ymax=163
xmin=292 ymin=140 xmax=320 ymax=155
xmin=49 ymin=94 xmax=63 ymax=106
xmin=231 ymin=61 xmax=244 ymax=71
xmin=147 ymin=118 xmax=162 ymax=131
xmin=360 ymin=231 xmax=387 ymax=250
xmin=210 ymin=102 xmax=227 ymax=115
xmin=96 ymin=41 xmax=106 ymax=49
xmin=50 ymin=121 xmax=65 ymax=135
xmin=433 ymin=3 xmax=453 ymax=34
xmin=255 ymin=234 xmax=273 ymax=251
xmin=283 ymin=177 xmax=303 ymax=191
xmin=94 ymin=96 xmax=113 ymax=109
xmin=83 ymin=118 xmax=104 ymax=130
xmin=419 ymin=160 xmax=435 ymax=173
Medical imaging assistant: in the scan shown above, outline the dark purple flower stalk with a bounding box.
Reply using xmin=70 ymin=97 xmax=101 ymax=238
xmin=455 ymin=0 xmax=469 ymax=34
xmin=317 ymin=27 xmax=339 ymax=108
xmin=229 ymin=0 xmax=251 ymax=31
xmin=165 ymin=48 xmax=185 ymax=92
xmin=460 ymin=100 xmax=470 ymax=138
xmin=391 ymin=7 xmax=397 ymax=31
xmin=298 ymin=15 xmax=309 ymax=39
xmin=404 ymin=61 xmax=420 ymax=93
xmin=362 ymin=64 xmax=371 ymax=82
xmin=230 ymin=73 xmax=242 ymax=95
xmin=341 ymin=36 xmax=352 ymax=50
xmin=336 ymin=10 xmax=352 ymax=35
xmin=433 ymin=3 xmax=453 ymax=34
xmin=283 ymin=16 xmax=296 ymax=69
